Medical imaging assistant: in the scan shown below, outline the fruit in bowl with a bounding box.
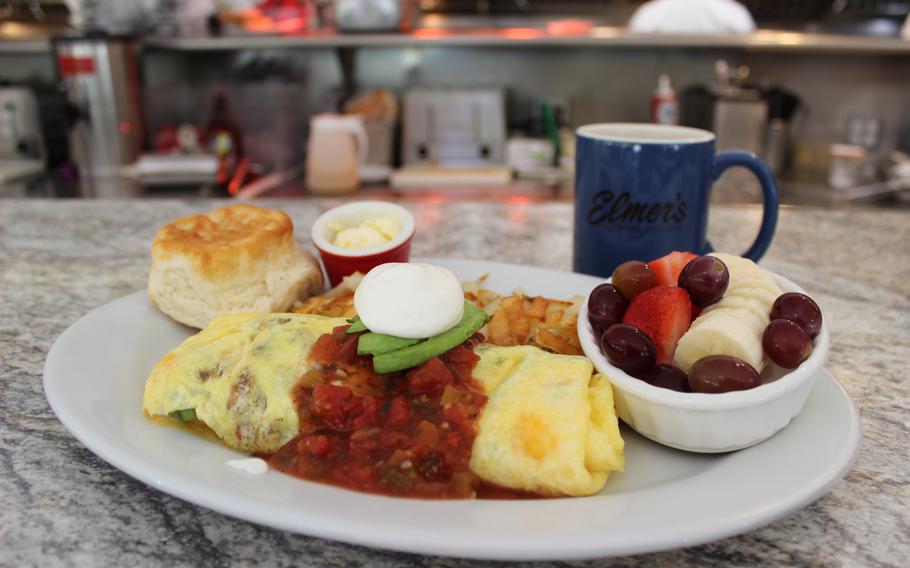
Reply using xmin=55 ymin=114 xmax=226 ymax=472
xmin=578 ymin=251 xmax=829 ymax=453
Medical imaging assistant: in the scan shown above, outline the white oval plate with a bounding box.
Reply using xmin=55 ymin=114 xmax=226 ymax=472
xmin=43 ymin=259 xmax=861 ymax=561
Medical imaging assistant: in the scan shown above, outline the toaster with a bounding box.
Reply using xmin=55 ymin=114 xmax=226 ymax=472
xmin=401 ymin=88 xmax=506 ymax=167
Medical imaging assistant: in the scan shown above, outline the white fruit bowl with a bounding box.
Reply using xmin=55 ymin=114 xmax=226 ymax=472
xmin=578 ymin=271 xmax=830 ymax=453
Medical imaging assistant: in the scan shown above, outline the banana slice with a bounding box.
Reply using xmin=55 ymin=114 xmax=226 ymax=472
xmin=703 ymin=295 xmax=772 ymax=323
xmin=709 ymin=252 xmax=762 ymax=273
xmin=729 ymin=287 xmax=780 ymax=309
xmin=694 ymin=306 xmax=766 ymax=335
xmin=709 ymin=253 xmax=769 ymax=288
xmin=727 ymin=275 xmax=773 ymax=289
xmin=727 ymin=276 xmax=783 ymax=295
xmin=674 ymin=314 xmax=766 ymax=373
xmin=709 ymin=253 xmax=781 ymax=293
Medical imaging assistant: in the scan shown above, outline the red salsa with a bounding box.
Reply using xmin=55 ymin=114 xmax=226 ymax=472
xmin=267 ymin=325 xmax=492 ymax=498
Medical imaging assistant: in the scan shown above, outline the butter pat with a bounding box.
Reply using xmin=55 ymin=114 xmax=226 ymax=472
xmin=335 ymin=226 xmax=387 ymax=249
xmin=361 ymin=216 xmax=399 ymax=240
xmin=332 ymin=215 xmax=400 ymax=249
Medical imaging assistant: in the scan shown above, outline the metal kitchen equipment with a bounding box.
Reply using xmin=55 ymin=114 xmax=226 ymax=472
xmin=681 ymin=60 xmax=804 ymax=174
xmin=0 ymin=86 xmax=45 ymax=163
xmin=710 ymin=60 xmax=768 ymax=156
xmin=54 ymin=35 xmax=143 ymax=197
xmin=0 ymin=86 xmax=47 ymax=195
xmin=401 ymin=88 xmax=506 ymax=167
xmin=682 ymin=63 xmax=767 ymax=156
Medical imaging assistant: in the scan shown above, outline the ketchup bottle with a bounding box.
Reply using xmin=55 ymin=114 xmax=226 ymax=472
xmin=650 ymin=74 xmax=679 ymax=125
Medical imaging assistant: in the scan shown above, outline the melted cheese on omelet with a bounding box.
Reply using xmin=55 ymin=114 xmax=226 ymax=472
xmin=469 ymin=345 xmax=624 ymax=497
xmin=143 ymin=313 xmax=346 ymax=452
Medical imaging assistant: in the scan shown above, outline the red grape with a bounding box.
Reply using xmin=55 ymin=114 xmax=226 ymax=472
xmin=763 ymin=319 xmax=812 ymax=369
xmin=642 ymin=364 xmax=691 ymax=392
xmin=588 ymin=284 xmax=628 ymax=330
xmin=601 ymin=324 xmax=657 ymax=375
xmin=612 ymin=261 xmax=656 ymax=300
xmin=688 ymin=355 xmax=761 ymax=393
xmin=770 ymin=292 xmax=823 ymax=338
xmin=677 ymin=256 xmax=729 ymax=307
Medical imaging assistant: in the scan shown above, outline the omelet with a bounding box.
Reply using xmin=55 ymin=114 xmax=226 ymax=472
xmin=144 ymin=313 xmax=624 ymax=497
xmin=470 ymin=345 xmax=624 ymax=497
xmin=143 ymin=313 xmax=346 ymax=452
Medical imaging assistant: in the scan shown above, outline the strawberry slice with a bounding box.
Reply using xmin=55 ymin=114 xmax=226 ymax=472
xmin=622 ymin=286 xmax=693 ymax=363
xmin=649 ymin=251 xmax=698 ymax=287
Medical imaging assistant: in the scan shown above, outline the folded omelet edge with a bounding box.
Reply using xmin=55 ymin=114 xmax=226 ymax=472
xmin=469 ymin=345 xmax=624 ymax=497
xmin=142 ymin=312 xmax=347 ymax=452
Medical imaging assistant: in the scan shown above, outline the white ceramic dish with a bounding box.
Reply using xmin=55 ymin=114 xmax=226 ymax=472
xmin=43 ymin=259 xmax=860 ymax=561
xmin=578 ymin=270 xmax=830 ymax=453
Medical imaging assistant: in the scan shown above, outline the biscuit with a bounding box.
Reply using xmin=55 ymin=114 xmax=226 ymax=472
xmin=149 ymin=204 xmax=324 ymax=328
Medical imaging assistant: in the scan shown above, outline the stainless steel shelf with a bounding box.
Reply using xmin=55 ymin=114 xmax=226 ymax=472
xmin=143 ymin=28 xmax=910 ymax=54
xmin=5 ymin=28 xmax=910 ymax=55
xmin=0 ymin=39 xmax=52 ymax=53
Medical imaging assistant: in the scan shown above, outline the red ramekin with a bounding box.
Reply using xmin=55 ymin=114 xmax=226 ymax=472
xmin=310 ymin=201 xmax=416 ymax=287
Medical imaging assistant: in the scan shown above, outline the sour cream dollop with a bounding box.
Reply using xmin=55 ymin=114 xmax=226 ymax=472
xmin=354 ymin=263 xmax=464 ymax=339
xmin=226 ymin=457 xmax=268 ymax=475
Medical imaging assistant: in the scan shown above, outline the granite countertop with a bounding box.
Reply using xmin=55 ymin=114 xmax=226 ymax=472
xmin=1 ymin=199 xmax=907 ymax=567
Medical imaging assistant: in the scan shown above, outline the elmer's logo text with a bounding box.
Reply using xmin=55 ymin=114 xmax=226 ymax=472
xmin=588 ymin=191 xmax=687 ymax=226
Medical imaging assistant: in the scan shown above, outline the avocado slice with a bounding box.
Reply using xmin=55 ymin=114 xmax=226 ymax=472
xmin=372 ymin=302 xmax=490 ymax=374
xmin=346 ymin=316 xmax=368 ymax=334
xmin=358 ymin=332 xmax=424 ymax=356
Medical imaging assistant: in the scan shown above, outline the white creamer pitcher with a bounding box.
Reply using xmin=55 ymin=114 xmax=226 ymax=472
xmin=305 ymin=114 xmax=369 ymax=195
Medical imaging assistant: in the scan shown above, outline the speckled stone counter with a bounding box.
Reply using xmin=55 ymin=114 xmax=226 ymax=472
xmin=1 ymin=199 xmax=908 ymax=567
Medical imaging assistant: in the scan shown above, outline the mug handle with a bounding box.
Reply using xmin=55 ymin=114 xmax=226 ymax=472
xmin=712 ymin=151 xmax=780 ymax=262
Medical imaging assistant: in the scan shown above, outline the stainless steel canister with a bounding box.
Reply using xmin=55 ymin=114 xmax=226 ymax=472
xmin=54 ymin=35 xmax=143 ymax=197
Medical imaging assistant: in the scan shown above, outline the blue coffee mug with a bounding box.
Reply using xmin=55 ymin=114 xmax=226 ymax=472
xmin=573 ymin=123 xmax=779 ymax=277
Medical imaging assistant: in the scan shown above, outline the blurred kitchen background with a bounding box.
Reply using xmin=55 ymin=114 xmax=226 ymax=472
xmin=2 ymin=0 xmax=910 ymax=207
